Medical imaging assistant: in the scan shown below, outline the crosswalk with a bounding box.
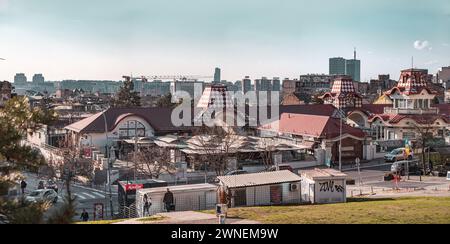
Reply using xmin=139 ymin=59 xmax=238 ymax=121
xmin=73 ymin=191 xmax=106 ymax=200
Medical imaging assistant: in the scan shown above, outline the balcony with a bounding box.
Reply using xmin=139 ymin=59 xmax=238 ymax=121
xmin=384 ymin=107 xmax=439 ymax=115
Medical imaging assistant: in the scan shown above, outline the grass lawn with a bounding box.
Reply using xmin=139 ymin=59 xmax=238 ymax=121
xmin=135 ymin=215 xmax=166 ymax=223
xmin=75 ymin=219 xmax=126 ymax=225
xmin=209 ymin=197 xmax=450 ymax=224
xmin=75 ymin=215 xmax=166 ymax=224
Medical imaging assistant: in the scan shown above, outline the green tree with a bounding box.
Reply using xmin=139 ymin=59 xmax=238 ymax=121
xmin=0 ymin=96 xmax=57 ymax=223
xmin=111 ymin=76 xmax=141 ymax=108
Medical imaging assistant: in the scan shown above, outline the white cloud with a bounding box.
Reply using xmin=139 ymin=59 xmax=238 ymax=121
xmin=414 ymin=40 xmax=432 ymax=50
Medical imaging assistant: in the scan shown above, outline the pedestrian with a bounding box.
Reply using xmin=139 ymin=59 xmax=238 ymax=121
xmin=143 ymin=194 xmax=152 ymax=216
xmin=163 ymin=188 xmax=174 ymax=212
xmin=80 ymin=209 xmax=89 ymax=222
xmin=38 ymin=180 xmax=45 ymax=190
xmin=20 ymin=179 xmax=27 ymax=195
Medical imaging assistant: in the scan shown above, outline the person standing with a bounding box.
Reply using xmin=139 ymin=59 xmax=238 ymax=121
xmin=163 ymin=188 xmax=174 ymax=212
xmin=20 ymin=180 xmax=27 ymax=195
xmin=143 ymin=194 xmax=152 ymax=216
xmin=80 ymin=209 xmax=89 ymax=222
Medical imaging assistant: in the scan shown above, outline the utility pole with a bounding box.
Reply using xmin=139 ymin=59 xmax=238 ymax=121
xmin=339 ymin=109 xmax=343 ymax=172
xmin=102 ymin=112 xmax=114 ymax=218
xmin=134 ymin=134 xmax=138 ymax=182
xmin=356 ymin=157 xmax=362 ymax=186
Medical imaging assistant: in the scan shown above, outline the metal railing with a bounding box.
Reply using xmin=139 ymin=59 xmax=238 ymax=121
xmin=384 ymin=107 xmax=439 ymax=115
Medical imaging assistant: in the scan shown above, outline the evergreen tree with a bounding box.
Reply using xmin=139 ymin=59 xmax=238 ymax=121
xmin=0 ymin=96 xmax=57 ymax=223
xmin=111 ymin=76 xmax=141 ymax=108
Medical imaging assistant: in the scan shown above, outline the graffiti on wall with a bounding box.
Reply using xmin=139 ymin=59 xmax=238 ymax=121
xmin=319 ymin=180 xmax=344 ymax=193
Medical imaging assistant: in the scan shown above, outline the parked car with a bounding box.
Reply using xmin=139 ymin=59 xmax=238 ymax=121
xmin=45 ymin=179 xmax=59 ymax=193
xmin=391 ymin=160 xmax=422 ymax=176
xmin=25 ymin=189 xmax=58 ymax=204
xmin=384 ymin=148 xmax=413 ymax=162
xmin=266 ymin=164 xmax=294 ymax=172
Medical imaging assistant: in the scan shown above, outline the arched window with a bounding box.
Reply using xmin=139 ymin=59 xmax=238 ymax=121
xmin=118 ymin=120 xmax=146 ymax=138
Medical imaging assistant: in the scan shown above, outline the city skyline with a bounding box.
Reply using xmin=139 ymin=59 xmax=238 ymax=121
xmin=1 ymin=0 xmax=449 ymax=82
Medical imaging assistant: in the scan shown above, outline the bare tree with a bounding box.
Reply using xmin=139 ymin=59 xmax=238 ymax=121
xmin=191 ymin=126 xmax=243 ymax=176
xmin=132 ymin=145 xmax=175 ymax=180
xmin=412 ymin=120 xmax=435 ymax=179
xmin=258 ymin=138 xmax=278 ymax=170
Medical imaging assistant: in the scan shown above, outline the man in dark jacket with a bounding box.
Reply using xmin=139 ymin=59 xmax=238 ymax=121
xmin=20 ymin=180 xmax=27 ymax=195
xmin=80 ymin=209 xmax=89 ymax=222
xmin=163 ymin=188 xmax=174 ymax=212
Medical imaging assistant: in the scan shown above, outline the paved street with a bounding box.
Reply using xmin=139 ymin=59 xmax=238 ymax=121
xmin=22 ymin=173 xmax=119 ymax=221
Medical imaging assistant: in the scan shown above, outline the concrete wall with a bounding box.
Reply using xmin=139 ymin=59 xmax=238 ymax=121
xmin=232 ymin=182 xmax=301 ymax=207
xmin=136 ymin=187 xmax=217 ymax=217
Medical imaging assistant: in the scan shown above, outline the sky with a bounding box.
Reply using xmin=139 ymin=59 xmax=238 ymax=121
xmin=0 ymin=0 xmax=449 ymax=82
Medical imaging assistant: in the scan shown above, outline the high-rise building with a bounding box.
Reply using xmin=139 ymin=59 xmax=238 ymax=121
xmin=346 ymin=50 xmax=361 ymax=82
xmin=242 ymin=76 xmax=252 ymax=93
xmin=255 ymin=77 xmax=272 ymax=91
xmin=329 ymin=57 xmax=346 ymax=75
xmin=14 ymin=73 xmax=27 ymax=84
xmin=214 ymin=67 xmax=221 ymax=83
xmin=32 ymin=74 xmax=45 ymax=83
xmin=329 ymin=50 xmax=361 ymax=82
xmin=272 ymin=78 xmax=281 ymax=92
xmin=438 ymin=66 xmax=450 ymax=84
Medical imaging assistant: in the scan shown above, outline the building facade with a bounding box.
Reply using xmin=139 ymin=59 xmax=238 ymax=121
xmin=347 ymin=69 xmax=449 ymax=150
xmin=329 ymin=57 xmax=346 ymax=75
xmin=0 ymin=81 xmax=13 ymax=107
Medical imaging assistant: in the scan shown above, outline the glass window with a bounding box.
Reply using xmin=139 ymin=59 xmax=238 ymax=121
xmin=402 ymin=132 xmax=416 ymax=139
xmin=118 ymin=120 xmax=146 ymax=138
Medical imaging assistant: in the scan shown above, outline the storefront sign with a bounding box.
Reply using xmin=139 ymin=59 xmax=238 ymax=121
xmin=125 ymin=184 xmax=144 ymax=191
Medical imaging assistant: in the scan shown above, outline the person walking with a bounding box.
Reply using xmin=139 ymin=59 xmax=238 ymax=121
xmin=163 ymin=188 xmax=174 ymax=212
xmin=80 ymin=209 xmax=89 ymax=222
xmin=20 ymin=180 xmax=27 ymax=195
xmin=143 ymin=194 xmax=152 ymax=216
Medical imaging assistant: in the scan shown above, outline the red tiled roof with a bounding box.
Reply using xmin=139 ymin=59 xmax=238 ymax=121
xmin=261 ymin=113 xmax=365 ymax=140
xmin=349 ymin=104 xmax=392 ymax=117
xmin=369 ymin=113 xmax=449 ymax=124
xmin=388 ymin=114 xmax=449 ymax=124
xmin=65 ymin=107 xmax=194 ymax=134
xmin=280 ymin=104 xmax=338 ymax=117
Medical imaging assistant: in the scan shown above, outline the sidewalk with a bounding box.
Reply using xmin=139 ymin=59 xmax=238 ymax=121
xmin=115 ymin=211 xmax=260 ymax=225
xmin=335 ymin=158 xmax=389 ymax=171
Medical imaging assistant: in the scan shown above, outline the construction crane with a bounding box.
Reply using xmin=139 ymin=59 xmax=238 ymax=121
xmin=123 ymin=75 xmax=213 ymax=82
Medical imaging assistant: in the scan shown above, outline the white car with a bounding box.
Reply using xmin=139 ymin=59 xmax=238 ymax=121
xmin=25 ymin=189 xmax=58 ymax=204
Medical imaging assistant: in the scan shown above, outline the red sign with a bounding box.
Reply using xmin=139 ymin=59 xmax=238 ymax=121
xmin=125 ymin=184 xmax=144 ymax=191
xmin=83 ymin=148 xmax=92 ymax=158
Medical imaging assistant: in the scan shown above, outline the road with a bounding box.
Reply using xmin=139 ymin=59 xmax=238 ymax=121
xmin=22 ymin=173 xmax=119 ymax=221
xmin=342 ymin=162 xmax=447 ymax=191
xmin=343 ymin=163 xmax=392 ymax=183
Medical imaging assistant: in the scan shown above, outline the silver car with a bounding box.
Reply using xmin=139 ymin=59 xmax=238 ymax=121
xmin=25 ymin=189 xmax=58 ymax=204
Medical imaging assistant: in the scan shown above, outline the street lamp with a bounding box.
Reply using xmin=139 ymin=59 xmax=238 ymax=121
xmin=102 ymin=111 xmax=114 ymax=218
xmin=338 ymin=109 xmax=345 ymax=172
